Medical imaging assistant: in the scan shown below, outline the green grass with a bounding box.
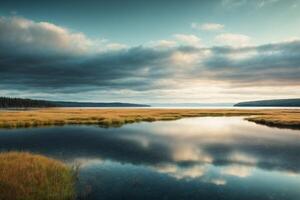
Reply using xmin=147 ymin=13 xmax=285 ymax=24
xmin=0 ymin=152 xmax=76 ymax=200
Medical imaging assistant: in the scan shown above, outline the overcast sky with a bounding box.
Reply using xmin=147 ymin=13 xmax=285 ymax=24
xmin=0 ymin=0 xmax=300 ymax=103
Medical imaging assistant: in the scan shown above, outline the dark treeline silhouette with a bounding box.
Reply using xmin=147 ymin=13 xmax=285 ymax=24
xmin=0 ymin=97 xmax=150 ymax=108
xmin=0 ymin=97 xmax=55 ymax=108
xmin=235 ymin=98 xmax=300 ymax=107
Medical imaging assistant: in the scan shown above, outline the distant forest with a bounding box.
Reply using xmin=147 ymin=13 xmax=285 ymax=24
xmin=0 ymin=97 xmax=55 ymax=108
xmin=234 ymin=98 xmax=300 ymax=107
xmin=0 ymin=97 xmax=150 ymax=108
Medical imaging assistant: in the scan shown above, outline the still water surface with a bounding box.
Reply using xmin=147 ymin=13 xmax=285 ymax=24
xmin=0 ymin=117 xmax=300 ymax=200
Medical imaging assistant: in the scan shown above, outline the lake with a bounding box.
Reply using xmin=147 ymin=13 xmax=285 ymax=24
xmin=0 ymin=117 xmax=300 ymax=200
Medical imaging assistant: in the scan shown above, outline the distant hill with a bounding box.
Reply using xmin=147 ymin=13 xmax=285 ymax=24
xmin=0 ymin=97 xmax=150 ymax=108
xmin=52 ymin=101 xmax=150 ymax=107
xmin=234 ymin=98 xmax=300 ymax=107
xmin=0 ymin=97 xmax=55 ymax=108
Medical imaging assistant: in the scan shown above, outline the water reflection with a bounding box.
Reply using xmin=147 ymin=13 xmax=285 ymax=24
xmin=0 ymin=117 xmax=300 ymax=200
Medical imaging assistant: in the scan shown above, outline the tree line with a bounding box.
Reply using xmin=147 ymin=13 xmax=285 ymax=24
xmin=0 ymin=97 xmax=55 ymax=108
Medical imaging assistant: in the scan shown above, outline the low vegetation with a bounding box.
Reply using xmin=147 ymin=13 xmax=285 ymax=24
xmin=0 ymin=108 xmax=299 ymax=129
xmin=0 ymin=152 xmax=76 ymax=200
xmin=246 ymin=112 xmax=300 ymax=129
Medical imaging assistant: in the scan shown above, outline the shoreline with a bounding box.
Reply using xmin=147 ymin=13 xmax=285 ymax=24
xmin=0 ymin=108 xmax=299 ymax=130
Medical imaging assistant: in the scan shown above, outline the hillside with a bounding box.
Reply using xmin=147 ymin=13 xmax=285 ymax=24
xmin=0 ymin=97 xmax=150 ymax=108
xmin=0 ymin=97 xmax=55 ymax=108
xmin=53 ymin=101 xmax=150 ymax=107
xmin=234 ymin=98 xmax=300 ymax=107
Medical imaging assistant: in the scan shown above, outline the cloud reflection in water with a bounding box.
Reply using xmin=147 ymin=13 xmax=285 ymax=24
xmin=1 ymin=117 xmax=300 ymax=199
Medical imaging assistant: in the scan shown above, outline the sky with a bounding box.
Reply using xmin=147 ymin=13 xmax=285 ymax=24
xmin=0 ymin=0 xmax=300 ymax=103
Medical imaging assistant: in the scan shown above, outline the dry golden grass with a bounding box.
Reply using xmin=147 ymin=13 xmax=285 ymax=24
xmin=0 ymin=152 xmax=76 ymax=200
xmin=0 ymin=108 xmax=299 ymax=129
xmin=246 ymin=110 xmax=300 ymax=129
xmin=0 ymin=108 xmax=300 ymax=129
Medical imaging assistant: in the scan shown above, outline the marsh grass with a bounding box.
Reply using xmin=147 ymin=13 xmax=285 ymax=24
xmin=0 ymin=152 xmax=76 ymax=200
xmin=246 ymin=111 xmax=300 ymax=129
xmin=0 ymin=108 xmax=299 ymax=129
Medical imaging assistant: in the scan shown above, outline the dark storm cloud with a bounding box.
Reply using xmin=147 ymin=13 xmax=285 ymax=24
xmin=0 ymin=47 xmax=174 ymax=91
xmin=0 ymin=16 xmax=300 ymax=94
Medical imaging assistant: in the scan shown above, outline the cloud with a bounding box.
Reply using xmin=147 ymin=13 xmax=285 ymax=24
xmin=155 ymin=164 xmax=206 ymax=179
xmin=215 ymin=33 xmax=252 ymax=47
xmin=0 ymin=46 xmax=176 ymax=92
xmin=221 ymin=165 xmax=253 ymax=178
xmin=281 ymin=36 xmax=300 ymax=43
xmin=210 ymin=178 xmax=227 ymax=185
xmin=200 ymin=41 xmax=300 ymax=87
xmin=0 ymin=16 xmax=93 ymax=55
xmin=148 ymin=40 xmax=177 ymax=48
xmin=105 ymin=42 xmax=127 ymax=51
xmin=192 ymin=23 xmax=224 ymax=31
xmin=173 ymin=34 xmax=201 ymax=47
xmin=0 ymin=16 xmax=300 ymax=101
xmin=0 ymin=16 xmax=128 ymax=55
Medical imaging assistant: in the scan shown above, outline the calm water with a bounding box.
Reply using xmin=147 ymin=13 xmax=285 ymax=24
xmin=0 ymin=117 xmax=300 ymax=200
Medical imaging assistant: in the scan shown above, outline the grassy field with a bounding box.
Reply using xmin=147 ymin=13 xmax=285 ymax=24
xmin=0 ymin=152 xmax=76 ymax=200
xmin=0 ymin=108 xmax=299 ymax=129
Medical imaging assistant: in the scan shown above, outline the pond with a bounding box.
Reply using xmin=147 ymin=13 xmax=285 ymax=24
xmin=0 ymin=117 xmax=300 ymax=200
